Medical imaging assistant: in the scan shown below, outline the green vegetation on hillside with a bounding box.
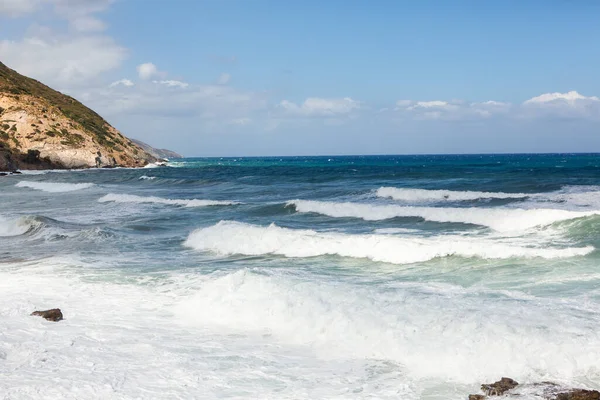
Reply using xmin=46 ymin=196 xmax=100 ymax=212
xmin=0 ymin=62 xmax=118 ymax=148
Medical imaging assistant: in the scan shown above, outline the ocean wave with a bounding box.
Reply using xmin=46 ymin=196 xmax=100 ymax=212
xmin=16 ymin=181 xmax=95 ymax=193
xmin=184 ymin=221 xmax=592 ymax=264
xmin=0 ymin=216 xmax=43 ymax=237
xmin=139 ymin=175 xmax=156 ymax=180
xmin=376 ymin=187 xmax=529 ymax=202
xmin=288 ymin=200 xmax=600 ymax=232
xmin=98 ymin=193 xmax=237 ymax=207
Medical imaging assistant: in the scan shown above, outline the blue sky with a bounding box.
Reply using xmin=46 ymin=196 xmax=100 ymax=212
xmin=1 ymin=0 xmax=600 ymax=156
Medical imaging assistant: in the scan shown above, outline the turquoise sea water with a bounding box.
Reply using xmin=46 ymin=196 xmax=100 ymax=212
xmin=1 ymin=154 xmax=599 ymax=399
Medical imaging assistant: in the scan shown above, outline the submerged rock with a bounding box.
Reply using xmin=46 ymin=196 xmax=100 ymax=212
xmin=482 ymin=377 xmax=519 ymax=396
xmin=31 ymin=308 xmax=63 ymax=322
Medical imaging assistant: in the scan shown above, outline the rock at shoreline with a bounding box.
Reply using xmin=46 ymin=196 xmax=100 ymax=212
xmin=468 ymin=378 xmax=600 ymax=400
xmin=556 ymin=390 xmax=600 ymax=400
xmin=31 ymin=308 xmax=63 ymax=322
xmin=482 ymin=377 xmax=519 ymax=396
xmin=468 ymin=395 xmax=486 ymax=400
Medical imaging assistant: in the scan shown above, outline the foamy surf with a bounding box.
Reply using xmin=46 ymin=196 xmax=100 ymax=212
xmin=98 ymin=193 xmax=236 ymax=207
xmin=376 ymin=187 xmax=529 ymax=202
xmin=288 ymin=199 xmax=600 ymax=232
xmin=15 ymin=181 xmax=95 ymax=193
xmin=184 ymin=221 xmax=593 ymax=264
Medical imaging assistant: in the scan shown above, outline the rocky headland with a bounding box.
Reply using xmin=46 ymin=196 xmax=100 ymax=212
xmin=0 ymin=61 xmax=170 ymax=171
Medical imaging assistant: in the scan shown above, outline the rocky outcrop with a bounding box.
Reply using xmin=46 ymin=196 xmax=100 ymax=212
xmin=468 ymin=378 xmax=600 ymax=400
xmin=481 ymin=377 xmax=519 ymax=396
xmin=31 ymin=308 xmax=63 ymax=322
xmin=0 ymin=61 xmax=157 ymax=170
xmin=556 ymin=390 xmax=600 ymax=400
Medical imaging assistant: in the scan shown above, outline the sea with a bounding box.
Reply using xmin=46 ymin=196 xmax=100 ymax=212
xmin=1 ymin=154 xmax=599 ymax=400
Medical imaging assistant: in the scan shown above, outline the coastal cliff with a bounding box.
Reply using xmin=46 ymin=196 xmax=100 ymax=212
xmin=131 ymin=139 xmax=182 ymax=160
xmin=0 ymin=61 xmax=157 ymax=171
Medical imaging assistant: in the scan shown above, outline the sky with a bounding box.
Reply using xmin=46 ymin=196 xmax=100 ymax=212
xmin=1 ymin=0 xmax=600 ymax=156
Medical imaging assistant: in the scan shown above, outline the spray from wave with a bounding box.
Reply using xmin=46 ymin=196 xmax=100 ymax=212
xmin=16 ymin=181 xmax=95 ymax=193
xmin=184 ymin=221 xmax=592 ymax=264
xmin=98 ymin=193 xmax=237 ymax=207
xmin=287 ymin=200 xmax=600 ymax=232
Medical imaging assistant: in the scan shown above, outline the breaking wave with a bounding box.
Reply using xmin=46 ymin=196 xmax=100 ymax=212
xmin=0 ymin=216 xmax=43 ymax=237
xmin=16 ymin=181 xmax=95 ymax=193
xmin=376 ymin=187 xmax=529 ymax=202
xmin=184 ymin=221 xmax=593 ymax=264
xmin=287 ymin=200 xmax=600 ymax=232
xmin=98 ymin=193 xmax=237 ymax=207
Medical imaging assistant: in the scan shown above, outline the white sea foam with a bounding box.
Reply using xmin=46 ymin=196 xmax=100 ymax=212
xmin=184 ymin=221 xmax=592 ymax=264
xmin=15 ymin=181 xmax=95 ymax=193
xmin=175 ymin=269 xmax=600 ymax=386
xmin=288 ymin=199 xmax=600 ymax=232
xmin=376 ymin=187 xmax=529 ymax=202
xmin=0 ymin=257 xmax=598 ymax=399
xmin=139 ymin=175 xmax=156 ymax=180
xmin=98 ymin=193 xmax=236 ymax=207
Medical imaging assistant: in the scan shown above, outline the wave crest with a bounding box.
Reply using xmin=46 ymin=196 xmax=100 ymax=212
xmin=98 ymin=193 xmax=236 ymax=207
xmin=184 ymin=221 xmax=593 ymax=264
xmin=288 ymin=200 xmax=600 ymax=232
xmin=376 ymin=187 xmax=529 ymax=202
xmin=16 ymin=181 xmax=95 ymax=193
xmin=0 ymin=216 xmax=43 ymax=237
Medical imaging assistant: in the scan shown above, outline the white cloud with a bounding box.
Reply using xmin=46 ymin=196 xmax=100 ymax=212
xmin=78 ymin=82 xmax=269 ymax=128
xmin=217 ymin=73 xmax=231 ymax=85
xmin=395 ymin=99 xmax=511 ymax=120
xmin=523 ymin=90 xmax=599 ymax=105
xmin=69 ymin=15 xmax=106 ymax=32
xmin=109 ymin=79 xmax=134 ymax=88
xmin=521 ymin=91 xmax=600 ymax=119
xmin=229 ymin=118 xmax=251 ymax=126
xmin=407 ymin=100 xmax=458 ymax=111
xmin=153 ymin=80 xmax=189 ymax=88
xmin=0 ymin=35 xmax=126 ymax=85
xmin=0 ymin=0 xmax=41 ymax=16
xmin=1 ymin=0 xmax=113 ymax=32
xmin=137 ymin=63 xmax=161 ymax=80
xmin=279 ymin=97 xmax=362 ymax=117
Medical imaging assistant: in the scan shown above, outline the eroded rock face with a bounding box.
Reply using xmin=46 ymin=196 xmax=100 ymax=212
xmin=482 ymin=377 xmax=519 ymax=396
xmin=31 ymin=308 xmax=63 ymax=322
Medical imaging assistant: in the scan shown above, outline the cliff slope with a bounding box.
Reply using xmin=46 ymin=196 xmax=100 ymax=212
xmin=130 ymin=139 xmax=182 ymax=160
xmin=0 ymin=61 xmax=156 ymax=170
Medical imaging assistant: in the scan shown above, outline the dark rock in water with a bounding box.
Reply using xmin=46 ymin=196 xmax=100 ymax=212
xmin=468 ymin=395 xmax=486 ymax=400
xmin=31 ymin=308 xmax=63 ymax=322
xmin=468 ymin=380 xmax=599 ymax=400
xmin=481 ymin=377 xmax=519 ymax=396
xmin=12 ymin=170 xmax=22 ymax=174
xmin=556 ymin=390 xmax=600 ymax=400
xmin=0 ymin=172 xmax=6 ymax=176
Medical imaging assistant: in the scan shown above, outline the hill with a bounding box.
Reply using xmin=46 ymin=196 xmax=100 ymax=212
xmin=130 ymin=139 xmax=182 ymax=160
xmin=0 ymin=61 xmax=157 ymax=171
